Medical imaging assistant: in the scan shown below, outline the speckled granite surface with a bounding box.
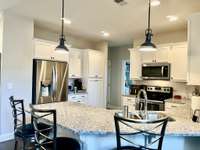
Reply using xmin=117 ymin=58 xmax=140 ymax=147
xmin=32 ymin=101 xmax=200 ymax=136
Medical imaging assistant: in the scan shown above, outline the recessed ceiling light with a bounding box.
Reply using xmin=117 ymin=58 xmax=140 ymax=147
xmin=101 ymin=31 xmax=110 ymax=37
xmin=166 ymin=15 xmax=179 ymax=22
xmin=61 ymin=18 xmax=72 ymax=25
xmin=151 ymin=0 xmax=160 ymax=7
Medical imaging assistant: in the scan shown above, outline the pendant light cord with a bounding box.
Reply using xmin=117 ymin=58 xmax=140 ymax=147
xmin=148 ymin=0 xmax=151 ymax=31
xmin=61 ymin=0 xmax=64 ymax=37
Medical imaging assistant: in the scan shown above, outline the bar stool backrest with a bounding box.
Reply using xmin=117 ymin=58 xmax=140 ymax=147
xmin=9 ymin=96 xmax=26 ymax=132
xmin=31 ymin=106 xmax=57 ymax=150
xmin=114 ymin=114 xmax=168 ymax=150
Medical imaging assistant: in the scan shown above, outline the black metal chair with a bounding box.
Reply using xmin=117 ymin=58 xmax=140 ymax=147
xmin=114 ymin=113 xmax=168 ymax=150
xmin=10 ymin=96 xmax=35 ymax=150
xmin=9 ymin=96 xmax=50 ymax=150
xmin=31 ymin=106 xmax=81 ymax=150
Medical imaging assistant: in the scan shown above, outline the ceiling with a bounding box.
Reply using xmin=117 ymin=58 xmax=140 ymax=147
xmin=2 ymin=0 xmax=200 ymax=46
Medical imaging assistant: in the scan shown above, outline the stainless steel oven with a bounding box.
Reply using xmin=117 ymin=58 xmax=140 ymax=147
xmin=135 ymin=86 xmax=173 ymax=111
xmin=142 ymin=63 xmax=170 ymax=80
xmin=135 ymin=100 xmax=165 ymax=111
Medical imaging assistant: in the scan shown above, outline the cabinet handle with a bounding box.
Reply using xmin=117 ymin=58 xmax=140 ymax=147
xmin=171 ymin=77 xmax=173 ymax=80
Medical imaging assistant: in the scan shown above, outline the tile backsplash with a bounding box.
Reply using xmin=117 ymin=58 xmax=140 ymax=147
xmin=134 ymin=80 xmax=199 ymax=99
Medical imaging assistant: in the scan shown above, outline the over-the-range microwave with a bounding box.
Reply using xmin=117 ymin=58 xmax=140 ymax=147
xmin=142 ymin=63 xmax=171 ymax=80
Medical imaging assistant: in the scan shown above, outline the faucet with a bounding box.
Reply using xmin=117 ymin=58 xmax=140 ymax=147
xmin=136 ymin=89 xmax=148 ymax=119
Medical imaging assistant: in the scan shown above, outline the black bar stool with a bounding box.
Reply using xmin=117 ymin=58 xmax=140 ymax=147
xmin=114 ymin=113 xmax=168 ymax=150
xmin=9 ymin=96 xmax=50 ymax=150
xmin=31 ymin=106 xmax=81 ymax=150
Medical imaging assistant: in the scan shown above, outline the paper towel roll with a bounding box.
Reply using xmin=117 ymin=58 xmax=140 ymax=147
xmin=191 ymin=96 xmax=200 ymax=111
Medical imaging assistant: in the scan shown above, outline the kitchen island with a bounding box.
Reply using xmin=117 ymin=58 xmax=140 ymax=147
xmin=33 ymin=101 xmax=200 ymax=150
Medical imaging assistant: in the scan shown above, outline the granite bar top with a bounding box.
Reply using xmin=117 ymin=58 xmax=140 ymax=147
xmin=32 ymin=101 xmax=200 ymax=136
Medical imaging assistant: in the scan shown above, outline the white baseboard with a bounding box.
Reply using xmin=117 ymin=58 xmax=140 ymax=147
xmin=0 ymin=132 xmax=14 ymax=142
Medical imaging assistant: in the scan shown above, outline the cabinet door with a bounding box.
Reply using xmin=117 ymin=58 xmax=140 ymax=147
xmin=69 ymin=50 xmax=82 ymax=78
xmin=53 ymin=50 xmax=69 ymax=62
xmin=171 ymin=44 xmax=187 ymax=82
xmin=87 ymin=79 xmax=104 ymax=107
xmin=96 ymin=80 xmax=104 ymax=107
xmin=130 ymin=49 xmax=142 ymax=80
xmin=141 ymin=51 xmax=156 ymax=63
xmin=88 ymin=50 xmax=104 ymax=78
xmin=35 ymin=40 xmax=53 ymax=60
xmin=88 ymin=51 xmax=96 ymax=77
xmin=155 ymin=46 xmax=170 ymax=62
xmin=95 ymin=52 xmax=104 ymax=78
xmin=34 ymin=39 xmax=68 ymax=62
xmin=87 ymin=80 xmax=96 ymax=106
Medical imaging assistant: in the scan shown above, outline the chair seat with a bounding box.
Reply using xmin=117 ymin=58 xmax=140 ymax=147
xmin=56 ymin=137 xmax=80 ymax=150
xmin=15 ymin=122 xmax=51 ymax=138
xmin=44 ymin=137 xmax=81 ymax=150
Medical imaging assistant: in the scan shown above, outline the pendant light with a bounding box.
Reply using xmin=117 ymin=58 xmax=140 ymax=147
xmin=55 ymin=0 xmax=69 ymax=53
xmin=139 ymin=0 xmax=157 ymax=52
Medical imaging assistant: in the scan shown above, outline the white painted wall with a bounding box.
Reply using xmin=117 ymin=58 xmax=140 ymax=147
xmin=0 ymin=11 xmax=34 ymax=136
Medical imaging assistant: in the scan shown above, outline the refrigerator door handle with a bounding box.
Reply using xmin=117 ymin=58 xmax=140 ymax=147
xmin=52 ymin=63 xmax=57 ymax=102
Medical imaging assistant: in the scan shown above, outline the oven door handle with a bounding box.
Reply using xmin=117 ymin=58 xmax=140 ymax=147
xmin=161 ymin=66 xmax=164 ymax=77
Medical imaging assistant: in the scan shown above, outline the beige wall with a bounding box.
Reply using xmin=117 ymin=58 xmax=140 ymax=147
xmin=34 ymin=26 xmax=97 ymax=49
xmin=133 ymin=29 xmax=187 ymax=47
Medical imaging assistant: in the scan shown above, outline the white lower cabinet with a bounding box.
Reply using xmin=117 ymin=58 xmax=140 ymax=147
xmin=68 ymin=93 xmax=88 ymax=104
xmin=87 ymin=79 xmax=105 ymax=108
xmin=122 ymin=96 xmax=136 ymax=112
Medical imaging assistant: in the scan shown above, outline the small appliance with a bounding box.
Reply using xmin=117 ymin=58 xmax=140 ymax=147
xmin=142 ymin=63 xmax=171 ymax=80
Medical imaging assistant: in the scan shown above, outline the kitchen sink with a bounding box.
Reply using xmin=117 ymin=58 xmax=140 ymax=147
xmin=116 ymin=112 xmax=175 ymax=122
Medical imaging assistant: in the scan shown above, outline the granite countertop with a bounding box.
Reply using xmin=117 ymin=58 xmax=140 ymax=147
xmin=33 ymin=101 xmax=200 ymax=136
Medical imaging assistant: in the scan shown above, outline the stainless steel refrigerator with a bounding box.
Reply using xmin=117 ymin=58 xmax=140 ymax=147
xmin=32 ymin=59 xmax=68 ymax=104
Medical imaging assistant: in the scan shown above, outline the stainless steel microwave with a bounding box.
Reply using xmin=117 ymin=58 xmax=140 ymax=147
xmin=142 ymin=63 xmax=171 ymax=80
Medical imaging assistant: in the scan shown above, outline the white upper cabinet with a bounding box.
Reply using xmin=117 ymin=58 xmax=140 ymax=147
xmin=130 ymin=49 xmax=142 ymax=80
xmin=141 ymin=51 xmax=156 ymax=63
xmin=155 ymin=46 xmax=170 ymax=62
xmin=34 ymin=39 xmax=68 ymax=62
xmin=87 ymin=50 xmax=104 ymax=78
xmin=141 ymin=45 xmax=170 ymax=63
xmin=69 ymin=48 xmax=82 ymax=78
xmin=170 ymin=43 xmax=188 ymax=82
xmin=188 ymin=14 xmax=200 ymax=85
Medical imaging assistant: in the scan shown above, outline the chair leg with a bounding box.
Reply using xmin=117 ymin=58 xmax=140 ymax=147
xmin=22 ymin=138 xmax=26 ymax=150
xmin=14 ymin=137 xmax=18 ymax=150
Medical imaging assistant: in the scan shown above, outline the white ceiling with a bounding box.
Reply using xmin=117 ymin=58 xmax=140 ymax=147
xmin=2 ymin=0 xmax=200 ymax=46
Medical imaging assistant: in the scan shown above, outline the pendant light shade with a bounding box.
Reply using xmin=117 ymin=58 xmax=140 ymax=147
xmin=139 ymin=0 xmax=157 ymax=52
xmin=55 ymin=0 xmax=69 ymax=53
xmin=55 ymin=36 xmax=69 ymax=53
